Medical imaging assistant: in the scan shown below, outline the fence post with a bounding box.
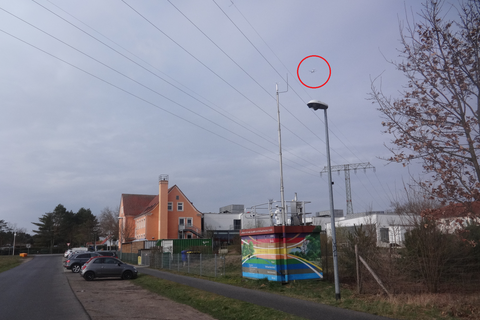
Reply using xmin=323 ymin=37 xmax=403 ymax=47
xmin=324 ymin=236 xmax=329 ymax=280
xmin=200 ymin=253 xmax=202 ymax=276
xmin=358 ymin=254 xmax=391 ymax=298
xmin=177 ymin=253 xmax=180 ymax=272
xmin=188 ymin=254 xmax=190 ymax=273
xmin=215 ymin=254 xmax=217 ymax=278
xmin=355 ymin=244 xmax=361 ymax=294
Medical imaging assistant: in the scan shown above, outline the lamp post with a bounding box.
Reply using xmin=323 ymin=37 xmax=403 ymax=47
xmin=12 ymin=232 xmax=17 ymax=256
xmin=307 ymin=100 xmax=341 ymax=300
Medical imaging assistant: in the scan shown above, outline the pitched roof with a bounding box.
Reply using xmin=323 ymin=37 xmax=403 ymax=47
xmin=138 ymin=196 xmax=159 ymax=216
xmin=121 ymin=194 xmax=156 ymax=217
xmin=86 ymin=235 xmax=113 ymax=246
xmin=168 ymin=184 xmax=202 ymax=213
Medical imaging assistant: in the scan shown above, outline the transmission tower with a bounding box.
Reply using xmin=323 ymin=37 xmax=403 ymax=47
xmin=321 ymin=162 xmax=375 ymax=215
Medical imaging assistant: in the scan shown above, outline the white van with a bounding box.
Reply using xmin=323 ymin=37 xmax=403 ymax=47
xmin=67 ymin=247 xmax=88 ymax=258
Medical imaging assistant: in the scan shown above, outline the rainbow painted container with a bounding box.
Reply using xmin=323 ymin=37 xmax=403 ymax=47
xmin=240 ymin=226 xmax=323 ymax=282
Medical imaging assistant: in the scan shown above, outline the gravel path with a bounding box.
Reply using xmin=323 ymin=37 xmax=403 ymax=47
xmin=65 ymin=270 xmax=216 ymax=320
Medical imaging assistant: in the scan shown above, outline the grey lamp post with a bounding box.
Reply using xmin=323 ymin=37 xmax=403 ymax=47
xmin=307 ymin=100 xmax=341 ymax=300
xmin=12 ymin=232 xmax=17 ymax=256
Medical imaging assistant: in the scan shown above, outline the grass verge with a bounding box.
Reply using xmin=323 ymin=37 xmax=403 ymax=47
xmin=135 ymin=268 xmax=472 ymax=320
xmin=134 ymin=274 xmax=306 ymax=320
xmin=0 ymin=256 xmax=23 ymax=273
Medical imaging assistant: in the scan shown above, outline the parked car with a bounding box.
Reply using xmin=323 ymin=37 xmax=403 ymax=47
xmin=64 ymin=252 xmax=101 ymax=273
xmin=94 ymin=251 xmax=118 ymax=258
xmin=80 ymin=256 xmax=137 ymax=281
xmin=64 ymin=249 xmax=72 ymax=258
xmin=65 ymin=247 xmax=89 ymax=259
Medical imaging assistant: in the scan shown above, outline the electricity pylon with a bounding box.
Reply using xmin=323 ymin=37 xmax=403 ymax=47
xmin=321 ymin=162 xmax=375 ymax=215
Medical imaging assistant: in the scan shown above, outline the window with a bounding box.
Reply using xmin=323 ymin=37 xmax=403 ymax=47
xmin=233 ymin=219 xmax=241 ymax=230
xmin=380 ymin=228 xmax=389 ymax=243
xmin=186 ymin=217 xmax=192 ymax=227
xmin=176 ymin=195 xmax=179 ymax=200
xmin=187 ymin=234 xmax=192 ymax=239
xmin=168 ymin=202 xmax=173 ymax=211
xmin=179 ymin=218 xmax=185 ymax=226
xmin=177 ymin=202 xmax=184 ymax=211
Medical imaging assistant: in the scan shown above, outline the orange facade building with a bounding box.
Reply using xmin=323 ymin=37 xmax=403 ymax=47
xmin=118 ymin=175 xmax=202 ymax=249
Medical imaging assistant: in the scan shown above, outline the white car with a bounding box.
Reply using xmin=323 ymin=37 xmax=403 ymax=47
xmin=64 ymin=249 xmax=72 ymax=258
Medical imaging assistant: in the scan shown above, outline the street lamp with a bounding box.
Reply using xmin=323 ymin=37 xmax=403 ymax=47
xmin=12 ymin=232 xmax=17 ymax=256
xmin=307 ymin=100 xmax=341 ymax=300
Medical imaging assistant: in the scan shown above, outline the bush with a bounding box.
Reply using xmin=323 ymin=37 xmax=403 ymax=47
xmin=400 ymin=217 xmax=465 ymax=293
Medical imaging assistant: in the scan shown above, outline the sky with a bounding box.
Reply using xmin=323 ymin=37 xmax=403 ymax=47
xmin=0 ymin=0 xmax=445 ymax=233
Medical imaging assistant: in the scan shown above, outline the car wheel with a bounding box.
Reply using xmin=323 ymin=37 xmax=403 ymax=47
xmin=84 ymin=271 xmax=95 ymax=281
xmin=71 ymin=264 xmax=81 ymax=273
xmin=122 ymin=271 xmax=133 ymax=280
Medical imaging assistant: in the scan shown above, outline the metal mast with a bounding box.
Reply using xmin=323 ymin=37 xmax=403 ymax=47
xmin=321 ymin=162 xmax=375 ymax=215
xmin=276 ymin=80 xmax=288 ymax=283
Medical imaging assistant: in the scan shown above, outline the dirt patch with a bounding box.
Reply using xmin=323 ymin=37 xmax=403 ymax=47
xmin=65 ymin=270 xmax=215 ymax=320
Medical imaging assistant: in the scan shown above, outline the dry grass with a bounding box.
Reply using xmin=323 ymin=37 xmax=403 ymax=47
xmin=381 ymin=293 xmax=480 ymax=319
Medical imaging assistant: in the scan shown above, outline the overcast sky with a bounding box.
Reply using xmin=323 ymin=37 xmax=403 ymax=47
xmin=1 ymin=0 xmax=447 ymax=233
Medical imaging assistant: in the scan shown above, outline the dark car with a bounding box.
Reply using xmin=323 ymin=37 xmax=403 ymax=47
xmin=80 ymin=256 xmax=137 ymax=281
xmin=64 ymin=252 xmax=101 ymax=273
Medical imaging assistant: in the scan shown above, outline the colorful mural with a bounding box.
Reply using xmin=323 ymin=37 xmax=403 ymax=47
xmin=240 ymin=226 xmax=323 ymax=282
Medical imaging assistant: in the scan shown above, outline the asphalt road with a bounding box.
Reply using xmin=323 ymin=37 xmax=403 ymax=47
xmin=0 ymin=255 xmax=89 ymax=320
xmin=140 ymin=267 xmax=395 ymax=320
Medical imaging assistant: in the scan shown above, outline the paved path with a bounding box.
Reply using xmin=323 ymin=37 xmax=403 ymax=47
xmin=0 ymin=255 xmax=89 ymax=320
xmin=139 ymin=267 xmax=395 ymax=320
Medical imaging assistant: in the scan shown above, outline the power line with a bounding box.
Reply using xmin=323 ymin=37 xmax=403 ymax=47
xmin=29 ymin=0 xmax=322 ymax=170
xmin=0 ymin=23 xmax=319 ymax=177
xmin=120 ymin=0 xmax=327 ymax=166
xmin=218 ymin=2 xmax=393 ymax=210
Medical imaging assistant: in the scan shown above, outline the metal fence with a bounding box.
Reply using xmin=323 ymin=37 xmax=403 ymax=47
xmin=120 ymin=252 xmax=139 ymax=265
xmin=148 ymin=251 xmax=233 ymax=278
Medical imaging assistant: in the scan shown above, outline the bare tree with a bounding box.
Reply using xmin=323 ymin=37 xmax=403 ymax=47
xmin=119 ymin=218 xmax=135 ymax=244
xmin=98 ymin=207 xmax=119 ymax=241
xmin=370 ymin=0 xmax=480 ymax=206
xmin=392 ymin=183 xmax=463 ymax=293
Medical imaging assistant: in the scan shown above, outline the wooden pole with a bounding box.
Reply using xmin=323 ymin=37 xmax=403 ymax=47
xmin=358 ymin=254 xmax=391 ymax=298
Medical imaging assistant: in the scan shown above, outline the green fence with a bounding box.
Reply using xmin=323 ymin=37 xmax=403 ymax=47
xmin=148 ymin=251 xmax=242 ymax=278
xmin=120 ymin=252 xmax=138 ymax=265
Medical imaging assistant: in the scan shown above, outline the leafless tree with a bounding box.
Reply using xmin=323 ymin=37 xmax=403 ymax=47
xmin=98 ymin=207 xmax=119 ymax=241
xmin=370 ymin=0 xmax=480 ymax=207
xmin=119 ymin=217 xmax=135 ymax=244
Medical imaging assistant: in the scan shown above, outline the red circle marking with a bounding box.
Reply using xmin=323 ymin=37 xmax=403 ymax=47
xmin=297 ymin=55 xmax=331 ymax=89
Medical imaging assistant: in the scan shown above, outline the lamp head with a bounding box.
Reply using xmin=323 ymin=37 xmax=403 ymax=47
xmin=307 ymin=100 xmax=328 ymax=110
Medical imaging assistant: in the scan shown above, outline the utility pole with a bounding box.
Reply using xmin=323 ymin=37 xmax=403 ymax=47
xmin=321 ymin=162 xmax=375 ymax=215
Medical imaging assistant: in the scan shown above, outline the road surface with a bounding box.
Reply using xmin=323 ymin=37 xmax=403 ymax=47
xmin=0 ymin=255 xmax=89 ymax=320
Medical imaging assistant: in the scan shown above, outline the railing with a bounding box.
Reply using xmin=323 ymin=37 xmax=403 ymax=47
xmin=148 ymin=251 xmax=241 ymax=278
xmin=178 ymin=224 xmax=202 ymax=237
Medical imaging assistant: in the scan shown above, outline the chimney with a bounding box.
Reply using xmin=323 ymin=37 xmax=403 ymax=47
xmin=158 ymin=175 xmax=169 ymax=239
